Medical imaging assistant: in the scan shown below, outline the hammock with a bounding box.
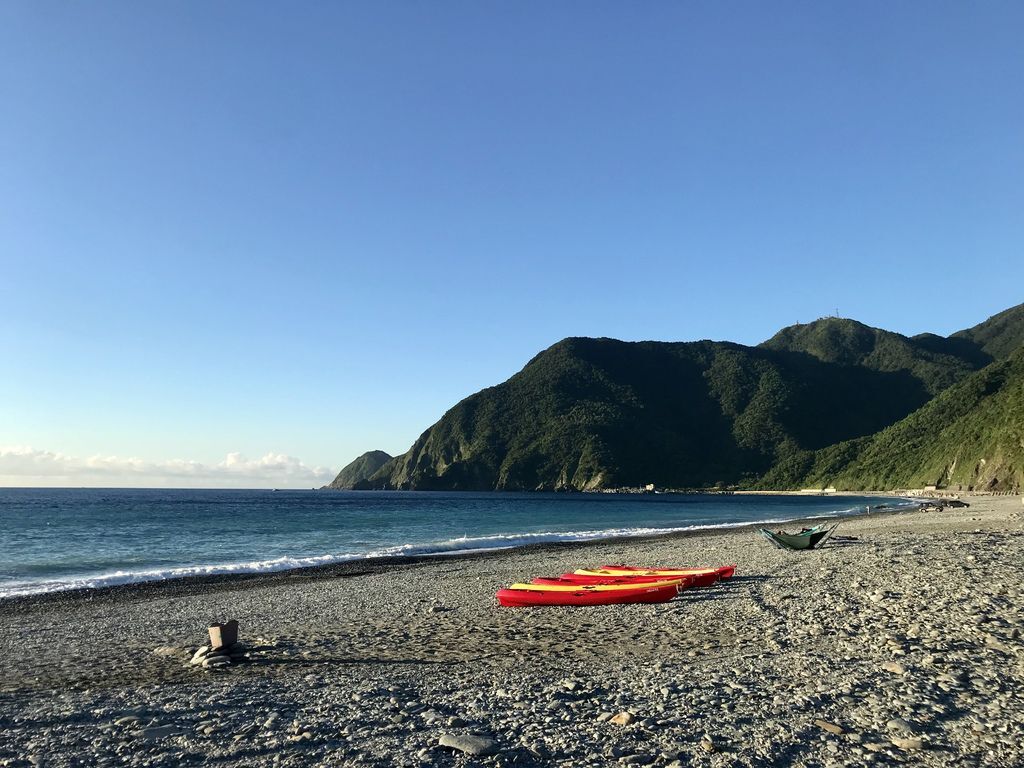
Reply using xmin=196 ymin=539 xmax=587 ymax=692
xmin=759 ymin=523 xmax=838 ymax=551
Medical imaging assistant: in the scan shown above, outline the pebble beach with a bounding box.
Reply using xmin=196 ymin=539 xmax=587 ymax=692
xmin=1 ymin=496 xmax=1022 ymax=768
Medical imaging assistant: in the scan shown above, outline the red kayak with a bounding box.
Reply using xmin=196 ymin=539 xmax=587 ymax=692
xmin=497 ymin=582 xmax=678 ymax=607
xmin=532 ymin=574 xmax=698 ymax=589
xmin=600 ymin=564 xmax=737 ymax=580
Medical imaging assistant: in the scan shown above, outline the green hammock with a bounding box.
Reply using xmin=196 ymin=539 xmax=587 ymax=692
xmin=760 ymin=523 xmax=838 ymax=551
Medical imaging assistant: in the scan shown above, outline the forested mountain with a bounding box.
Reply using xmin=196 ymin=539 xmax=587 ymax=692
xmin=760 ymin=317 xmax=979 ymax=395
xmin=328 ymin=451 xmax=392 ymax=489
xmin=951 ymin=303 xmax=1024 ymax=361
xmin=760 ymin=347 xmax=1024 ymax=491
xmin=337 ymin=303 xmax=1023 ymax=492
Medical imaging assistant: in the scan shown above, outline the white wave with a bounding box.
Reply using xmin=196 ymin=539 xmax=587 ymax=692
xmin=0 ymin=552 xmax=366 ymax=599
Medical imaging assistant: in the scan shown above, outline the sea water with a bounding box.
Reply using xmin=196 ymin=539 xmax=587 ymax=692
xmin=0 ymin=488 xmax=908 ymax=598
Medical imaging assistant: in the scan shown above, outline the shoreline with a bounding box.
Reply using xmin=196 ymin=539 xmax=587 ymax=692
xmin=1 ymin=495 xmax=1021 ymax=766
xmin=0 ymin=495 xmax=912 ymax=611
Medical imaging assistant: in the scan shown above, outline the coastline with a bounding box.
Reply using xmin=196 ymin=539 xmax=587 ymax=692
xmin=2 ymin=495 xmax=1022 ymax=766
xmin=0 ymin=494 xmax=909 ymax=610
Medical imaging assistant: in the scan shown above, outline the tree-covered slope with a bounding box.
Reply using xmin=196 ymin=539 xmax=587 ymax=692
xmin=327 ymin=450 xmax=393 ymax=489
xmin=951 ymin=302 xmax=1024 ymax=361
xmin=759 ymin=348 xmax=1024 ymax=491
xmin=363 ymin=337 xmax=945 ymax=491
xmin=760 ymin=317 xmax=980 ymax=395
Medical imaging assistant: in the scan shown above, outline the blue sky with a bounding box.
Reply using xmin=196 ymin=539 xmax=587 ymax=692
xmin=1 ymin=2 xmax=1022 ymax=486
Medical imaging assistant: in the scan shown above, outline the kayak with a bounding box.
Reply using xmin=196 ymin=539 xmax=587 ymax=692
xmin=573 ymin=565 xmax=732 ymax=588
xmin=506 ymin=579 xmax=682 ymax=592
xmin=497 ymin=582 xmax=679 ymax=607
xmin=599 ymin=564 xmax=736 ymax=579
xmin=534 ymin=574 xmax=698 ymax=589
xmin=530 ymin=575 xmax=691 ymax=588
xmin=598 ymin=564 xmax=736 ymax=580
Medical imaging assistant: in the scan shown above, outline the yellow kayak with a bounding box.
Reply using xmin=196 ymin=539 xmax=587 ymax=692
xmin=577 ymin=567 xmax=716 ymax=577
xmin=507 ymin=579 xmax=682 ymax=592
xmin=575 ymin=567 xmax=722 ymax=587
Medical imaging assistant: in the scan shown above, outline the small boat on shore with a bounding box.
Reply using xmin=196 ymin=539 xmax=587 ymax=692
xmin=598 ymin=564 xmax=737 ymax=579
xmin=573 ymin=564 xmax=735 ymax=588
xmin=497 ymin=582 xmax=679 ymax=607
xmin=506 ymin=580 xmax=682 ymax=592
xmin=530 ymin=575 xmax=690 ymax=588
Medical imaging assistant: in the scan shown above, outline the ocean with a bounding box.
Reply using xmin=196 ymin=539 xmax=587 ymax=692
xmin=0 ymin=488 xmax=907 ymax=598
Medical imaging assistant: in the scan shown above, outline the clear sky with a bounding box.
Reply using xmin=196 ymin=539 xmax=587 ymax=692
xmin=1 ymin=2 xmax=1022 ymax=487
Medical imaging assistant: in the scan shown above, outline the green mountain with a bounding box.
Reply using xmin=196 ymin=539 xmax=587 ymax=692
xmin=340 ymin=303 xmax=1024 ymax=492
xmin=759 ymin=317 xmax=978 ymax=395
xmin=327 ymin=450 xmax=393 ymax=489
xmin=951 ymin=302 xmax=1024 ymax=361
xmin=759 ymin=347 xmax=1024 ymax=492
xmin=359 ymin=335 xmax=969 ymax=491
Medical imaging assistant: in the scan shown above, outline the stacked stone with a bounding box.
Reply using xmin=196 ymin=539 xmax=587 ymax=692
xmin=189 ymin=619 xmax=246 ymax=670
xmin=189 ymin=641 xmax=248 ymax=669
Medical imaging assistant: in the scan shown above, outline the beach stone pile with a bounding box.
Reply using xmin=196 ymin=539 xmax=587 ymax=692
xmin=188 ymin=619 xmax=249 ymax=670
xmin=189 ymin=640 xmax=249 ymax=669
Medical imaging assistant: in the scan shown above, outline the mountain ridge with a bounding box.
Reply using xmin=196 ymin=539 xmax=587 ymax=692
xmin=332 ymin=303 xmax=1024 ymax=493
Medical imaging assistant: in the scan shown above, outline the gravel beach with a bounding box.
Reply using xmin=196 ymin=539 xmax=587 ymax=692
xmin=1 ymin=495 xmax=1022 ymax=767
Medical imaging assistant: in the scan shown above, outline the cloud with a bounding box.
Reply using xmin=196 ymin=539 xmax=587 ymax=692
xmin=0 ymin=447 xmax=335 ymax=488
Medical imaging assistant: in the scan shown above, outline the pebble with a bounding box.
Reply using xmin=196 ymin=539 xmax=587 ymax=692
xmin=437 ymin=733 xmax=501 ymax=756
xmin=891 ymin=736 xmax=925 ymax=750
xmin=814 ymin=719 xmax=844 ymax=735
xmin=136 ymin=725 xmax=180 ymax=740
xmin=610 ymin=712 xmax=634 ymax=726
xmin=886 ymin=718 xmax=918 ymax=734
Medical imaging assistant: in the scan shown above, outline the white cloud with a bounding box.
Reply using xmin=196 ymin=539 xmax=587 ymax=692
xmin=0 ymin=447 xmax=335 ymax=488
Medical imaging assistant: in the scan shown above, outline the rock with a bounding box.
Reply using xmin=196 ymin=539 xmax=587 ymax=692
xmin=984 ymin=635 xmax=1010 ymax=653
xmin=190 ymin=647 xmax=210 ymax=665
xmin=203 ymin=655 xmax=232 ymax=668
xmin=610 ymin=712 xmax=634 ymax=726
xmin=699 ymin=734 xmax=716 ymax=753
xmin=891 ymin=736 xmax=925 ymax=750
xmin=886 ymin=718 xmax=918 ymax=735
xmin=136 ymin=725 xmax=180 ymax=740
xmin=114 ymin=716 xmax=141 ymax=727
xmin=882 ymin=661 xmax=907 ymax=675
xmin=814 ymin=719 xmax=844 ymax=735
xmin=620 ymin=755 xmax=654 ymax=765
xmin=437 ymin=733 xmax=501 ymax=756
